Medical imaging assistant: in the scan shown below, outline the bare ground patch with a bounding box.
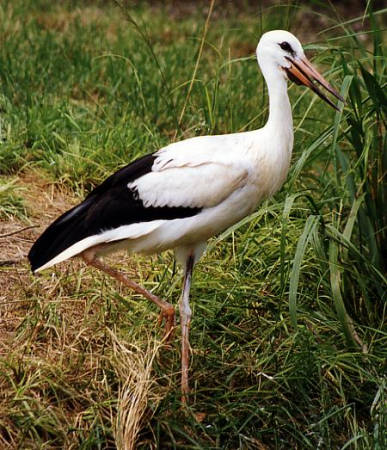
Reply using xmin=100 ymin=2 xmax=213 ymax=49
xmin=0 ymin=173 xmax=76 ymax=343
xmin=0 ymin=172 xmax=166 ymax=448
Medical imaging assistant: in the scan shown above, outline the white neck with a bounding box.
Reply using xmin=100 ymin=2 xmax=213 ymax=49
xmin=262 ymin=66 xmax=293 ymax=133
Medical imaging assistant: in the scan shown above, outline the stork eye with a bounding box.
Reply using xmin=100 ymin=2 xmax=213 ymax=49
xmin=279 ymin=41 xmax=293 ymax=53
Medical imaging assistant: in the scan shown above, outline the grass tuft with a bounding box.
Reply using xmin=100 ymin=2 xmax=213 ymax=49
xmin=112 ymin=331 xmax=163 ymax=450
xmin=0 ymin=177 xmax=26 ymax=220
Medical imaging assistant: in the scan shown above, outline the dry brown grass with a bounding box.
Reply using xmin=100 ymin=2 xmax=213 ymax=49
xmin=0 ymin=172 xmax=168 ymax=448
xmin=34 ymin=5 xmax=120 ymax=42
xmin=112 ymin=332 xmax=164 ymax=450
xmin=0 ymin=173 xmax=75 ymax=341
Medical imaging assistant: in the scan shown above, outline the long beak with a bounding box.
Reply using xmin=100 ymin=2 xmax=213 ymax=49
xmin=285 ymin=56 xmax=344 ymax=111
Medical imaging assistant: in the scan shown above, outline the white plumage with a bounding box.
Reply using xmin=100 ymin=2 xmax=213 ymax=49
xmin=28 ymin=30 xmax=343 ymax=403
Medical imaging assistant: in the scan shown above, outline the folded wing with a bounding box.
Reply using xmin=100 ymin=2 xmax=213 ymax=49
xmin=28 ymin=135 xmax=250 ymax=272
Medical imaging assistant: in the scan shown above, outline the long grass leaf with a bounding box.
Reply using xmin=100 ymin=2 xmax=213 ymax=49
xmin=175 ymin=0 xmax=216 ymax=137
xmin=280 ymin=193 xmax=301 ymax=294
xmin=331 ymin=75 xmax=352 ymax=184
xmin=329 ymin=239 xmax=358 ymax=348
xmin=289 ymin=215 xmax=320 ymax=327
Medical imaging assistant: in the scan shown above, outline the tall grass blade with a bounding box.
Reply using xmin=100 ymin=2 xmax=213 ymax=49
xmin=288 ymin=215 xmax=319 ymax=327
xmin=280 ymin=193 xmax=300 ymax=294
xmin=175 ymin=0 xmax=216 ymax=137
xmin=331 ymin=75 xmax=352 ymax=184
xmin=328 ymin=239 xmax=358 ymax=348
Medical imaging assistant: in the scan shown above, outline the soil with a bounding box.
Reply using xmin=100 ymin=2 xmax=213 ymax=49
xmin=0 ymin=173 xmax=75 ymax=344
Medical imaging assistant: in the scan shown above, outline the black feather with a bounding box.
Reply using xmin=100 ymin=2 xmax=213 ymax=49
xmin=28 ymin=153 xmax=201 ymax=272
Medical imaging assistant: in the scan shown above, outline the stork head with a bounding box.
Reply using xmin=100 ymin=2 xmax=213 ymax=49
xmin=257 ymin=30 xmax=344 ymax=110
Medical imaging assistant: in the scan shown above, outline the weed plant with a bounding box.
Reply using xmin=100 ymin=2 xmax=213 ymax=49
xmin=0 ymin=0 xmax=386 ymax=448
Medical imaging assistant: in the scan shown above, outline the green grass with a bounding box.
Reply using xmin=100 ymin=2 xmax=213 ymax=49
xmin=0 ymin=177 xmax=26 ymax=219
xmin=0 ymin=0 xmax=386 ymax=448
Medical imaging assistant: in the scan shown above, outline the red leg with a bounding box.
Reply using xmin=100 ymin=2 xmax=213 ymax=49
xmin=180 ymin=254 xmax=194 ymax=403
xmin=81 ymin=252 xmax=175 ymax=340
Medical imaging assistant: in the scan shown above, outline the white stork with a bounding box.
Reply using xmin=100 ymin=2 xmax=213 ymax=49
xmin=28 ymin=30 xmax=343 ymax=402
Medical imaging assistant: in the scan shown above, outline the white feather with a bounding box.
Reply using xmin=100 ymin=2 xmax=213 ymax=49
xmin=34 ymin=220 xmax=165 ymax=272
xmin=128 ymin=132 xmax=264 ymax=209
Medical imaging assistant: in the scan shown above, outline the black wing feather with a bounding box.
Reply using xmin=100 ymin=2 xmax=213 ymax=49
xmin=28 ymin=153 xmax=201 ymax=272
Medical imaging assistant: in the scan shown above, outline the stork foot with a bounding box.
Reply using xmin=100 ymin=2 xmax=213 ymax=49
xmin=157 ymin=304 xmax=175 ymax=342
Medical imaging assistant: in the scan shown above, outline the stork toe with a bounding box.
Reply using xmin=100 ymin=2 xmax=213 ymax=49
xmin=157 ymin=304 xmax=176 ymax=341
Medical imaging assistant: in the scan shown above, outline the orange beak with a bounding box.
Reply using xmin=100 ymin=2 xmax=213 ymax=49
xmin=285 ymin=56 xmax=344 ymax=111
